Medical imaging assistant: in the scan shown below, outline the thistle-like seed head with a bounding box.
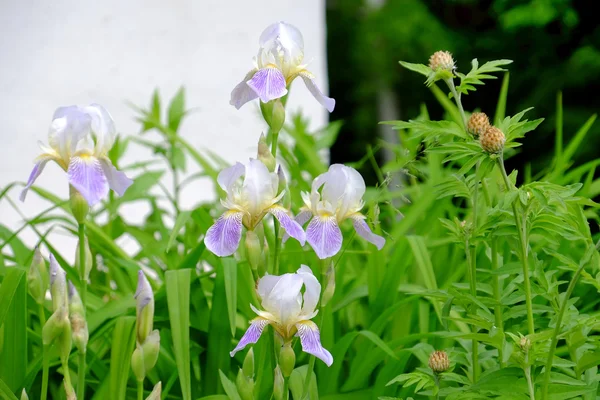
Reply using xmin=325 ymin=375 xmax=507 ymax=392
xmin=428 ymin=350 xmax=450 ymax=373
xmin=480 ymin=126 xmax=506 ymax=153
xmin=519 ymin=336 xmax=531 ymax=353
xmin=467 ymin=112 xmax=490 ymax=137
xmin=429 ymin=51 xmax=455 ymax=72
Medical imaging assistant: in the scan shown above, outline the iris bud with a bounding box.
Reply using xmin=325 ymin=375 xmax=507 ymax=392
xmin=74 ymin=237 xmax=93 ymax=282
xmin=28 ymin=247 xmax=47 ymax=305
xmin=245 ymin=231 xmax=261 ymax=272
xmin=257 ymin=134 xmax=276 ymax=172
xmin=273 ymin=366 xmax=285 ymax=400
xmin=49 ymin=255 xmax=68 ymax=313
xmin=69 ymin=185 xmax=89 ymax=224
xmin=20 ymin=389 xmax=28 ymax=400
xmin=321 ymin=264 xmax=336 ymax=307
xmin=242 ymin=348 xmax=254 ymax=379
xmin=279 ymin=344 xmax=296 ymax=378
xmin=146 ymin=382 xmax=162 ymax=400
xmin=270 ymin=99 xmax=286 ymax=134
xmin=236 ymin=369 xmax=255 ymax=400
xmin=68 ymin=282 xmax=88 ymax=353
xmin=132 ymin=329 xmax=160 ymax=381
xmin=135 ymin=270 xmax=154 ymax=344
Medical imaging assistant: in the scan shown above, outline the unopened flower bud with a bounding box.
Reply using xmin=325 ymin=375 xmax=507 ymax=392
xmin=132 ymin=329 xmax=161 ymax=381
xmin=480 ymin=126 xmax=505 ymax=154
xmin=74 ymin=237 xmax=93 ymax=282
xmin=242 ymin=347 xmax=254 ymax=379
xmin=467 ymin=112 xmax=490 ymax=137
xmin=519 ymin=336 xmax=531 ymax=353
xmin=68 ymin=282 xmax=88 ymax=353
xmin=270 ymin=99 xmax=286 ymax=134
xmin=245 ymin=231 xmax=261 ymax=272
xmin=42 ymin=308 xmax=69 ymax=345
xmin=69 ymin=185 xmax=89 ymax=224
xmin=279 ymin=344 xmax=296 ymax=378
xmin=236 ymin=368 xmax=255 ymax=400
xmin=49 ymin=254 xmax=68 ymax=312
xmin=257 ymin=134 xmax=276 ymax=172
xmin=428 ymin=350 xmax=450 ymax=373
xmin=28 ymin=247 xmax=46 ymax=304
xmin=273 ymin=366 xmax=285 ymax=400
xmin=276 ymin=166 xmax=291 ymax=209
xmin=321 ymin=264 xmax=336 ymax=307
xmin=20 ymin=389 xmax=28 ymax=400
xmin=146 ymin=382 xmax=161 ymax=400
xmin=135 ymin=270 xmax=154 ymax=344
xmin=429 ymin=51 xmax=455 ymax=72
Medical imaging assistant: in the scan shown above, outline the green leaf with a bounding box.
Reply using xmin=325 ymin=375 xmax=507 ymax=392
xmin=166 ymin=269 xmax=192 ymax=400
xmin=357 ymin=330 xmax=398 ymax=360
xmin=166 ymin=211 xmax=192 ymax=252
xmin=218 ymin=370 xmax=241 ymax=400
xmin=399 ymin=61 xmax=431 ymax=77
xmin=222 ymin=258 xmax=238 ymax=337
xmin=115 ymin=170 xmax=165 ymax=205
xmin=109 ymin=316 xmax=136 ymax=400
xmin=0 ymin=378 xmax=18 ymax=400
xmin=289 ymin=365 xmax=318 ymax=400
xmin=168 ymin=87 xmax=186 ymax=133
xmin=494 ymin=72 xmax=510 ymax=126
xmin=456 ymin=59 xmax=513 ymax=95
xmin=407 ymin=236 xmax=442 ymax=321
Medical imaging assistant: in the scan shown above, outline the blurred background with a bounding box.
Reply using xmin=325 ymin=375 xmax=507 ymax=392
xmin=326 ymin=0 xmax=600 ymax=185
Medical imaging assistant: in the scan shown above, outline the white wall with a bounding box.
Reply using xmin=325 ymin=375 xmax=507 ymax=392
xmin=0 ymin=0 xmax=329 ymax=260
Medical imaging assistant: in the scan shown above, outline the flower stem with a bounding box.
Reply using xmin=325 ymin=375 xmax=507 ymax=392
xmin=77 ymin=223 xmax=87 ymax=399
xmin=434 ymin=374 xmax=441 ymax=400
xmin=169 ymin=137 xmax=180 ymax=213
xmin=445 ymin=78 xmax=467 ymax=129
xmin=138 ymin=380 xmax=144 ymax=400
xmin=496 ymin=158 xmax=534 ymax=335
xmin=271 ymin=130 xmax=280 ymax=159
xmin=491 ymin=238 xmax=505 ymax=367
xmin=525 ymin=364 xmax=535 ymax=400
xmin=540 ymin=261 xmax=586 ymax=399
xmin=301 ymin=355 xmax=316 ymax=400
xmin=40 ymin=306 xmax=49 ymax=400
xmin=464 ymin=237 xmax=479 ymax=383
xmin=283 ymin=376 xmax=289 ymax=400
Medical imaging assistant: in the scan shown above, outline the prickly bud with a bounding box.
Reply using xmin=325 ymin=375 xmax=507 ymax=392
xmin=273 ymin=366 xmax=285 ymax=400
xmin=270 ymin=99 xmax=286 ymax=134
xmin=245 ymin=231 xmax=261 ymax=272
xmin=74 ymin=237 xmax=93 ymax=282
xmin=49 ymin=254 xmax=68 ymax=312
xmin=519 ymin=336 xmax=531 ymax=353
xmin=242 ymin=347 xmax=255 ymax=379
xmin=236 ymin=369 xmax=255 ymax=400
xmin=429 ymin=51 xmax=455 ymax=72
xmin=428 ymin=350 xmax=450 ymax=374
xmin=279 ymin=344 xmax=296 ymax=378
xmin=467 ymin=112 xmax=490 ymax=137
xmin=69 ymin=185 xmax=89 ymax=224
xmin=135 ymin=270 xmax=154 ymax=344
xmin=68 ymin=282 xmax=88 ymax=353
xmin=257 ymin=134 xmax=276 ymax=172
xmin=28 ymin=247 xmax=46 ymax=304
xmin=480 ymin=126 xmax=505 ymax=154
xmin=146 ymin=382 xmax=162 ymax=400
xmin=321 ymin=264 xmax=336 ymax=307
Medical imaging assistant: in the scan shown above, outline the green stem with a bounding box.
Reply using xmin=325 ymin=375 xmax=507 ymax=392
xmin=491 ymin=238 xmax=505 ymax=367
xmin=77 ymin=223 xmax=87 ymax=399
xmin=271 ymin=130 xmax=280 ymax=159
xmin=541 ymin=261 xmax=586 ymax=399
xmin=434 ymin=374 xmax=441 ymax=400
xmin=62 ymin=358 xmax=74 ymax=398
xmin=445 ymin=78 xmax=467 ymax=129
xmin=283 ymin=376 xmax=289 ymax=400
xmin=169 ymin=137 xmax=180 ymax=213
xmin=464 ymin=237 xmax=479 ymax=383
xmin=301 ymin=355 xmax=316 ymax=400
xmin=525 ymin=364 xmax=535 ymax=400
xmin=77 ymin=352 xmax=86 ymax=399
xmin=40 ymin=304 xmax=49 ymax=400
xmin=273 ymin=221 xmax=281 ymax=275
xmin=497 ymin=158 xmax=535 ymax=335
xmin=138 ymin=380 xmax=144 ymax=400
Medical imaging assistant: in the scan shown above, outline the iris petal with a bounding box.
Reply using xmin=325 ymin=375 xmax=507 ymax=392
xmin=352 ymin=215 xmax=385 ymax=250
xmin=306 ymin=216 xmax=343 ymax=259
xmin=204 ymin=211 xmax=244 ymax=257
xmin=230 ymin=70 xmax=259 ymax=110
xmin=99 ymin=158 xmax=132 ymax=196
xmin=68 ymin=155 xmax=109 ymax=206
xmin=247 ymin=67 xmax=288 ymax=103
xmin=269 ymin=205 xmax=306 ymax=246
xmin=230 ymin=318 xmax=271 ymax=357
xmin=282 ymin=210 xmax=312 ymax=244
xmin=20 ymin=157 xmax=52 ymax=202
xmin=296 ymin=320 xmax=333 ymax=366
xmin=299 ymin=71 xmax=335 ymax=113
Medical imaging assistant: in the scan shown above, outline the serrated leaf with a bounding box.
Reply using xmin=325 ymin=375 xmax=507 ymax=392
xmin=168 ymin=87 xmax=186 ymax=132
xmin=456 ymin=59 xmax=513 ymax=95
xmin=399 ymin=61 xmax=431 ymax=77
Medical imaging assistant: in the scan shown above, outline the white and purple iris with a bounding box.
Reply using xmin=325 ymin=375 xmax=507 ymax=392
xmin=20 ymin=104 xmax=133 ymax=206
xmin=293 ymin=164 xmax=385 ymax=259
xmin=205 ymin=159 xmax=305 ymax=257
xmin=230 ymin=21 xmax=335 ymax=113
xmin=230 ymin=265 xmax=333 ymax=366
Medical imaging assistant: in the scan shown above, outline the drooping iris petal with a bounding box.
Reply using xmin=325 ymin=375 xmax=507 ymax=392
xmin=296 ymin=320 xmax=333 ymax=366
xmin=230 ymin=70 xmax=260 ymax=110
xmin=352 ymin=215 xmax=386 ymax=250
xmin=269 ymin=205 xmax=306 ymax=245
xmin=230 ymin=318 xmax=270 ymax=357
xmin=20 ymin=158 xmax=51 ymax=202
xmin=261 ymin=273 xmax=303 ymax=326
xmin=204 ymin=211 xmax=244 ymax=257
xmin=99 ymin=158 xmax=132 ymax=196
xmin=247 ymin=68 xmax=288 ymax=103
xmin=68 ymin=155 xmax=109 ymax=206
xmin=217 ymin=162 xmax=245 ymax=192
xmin=296 ymin=265 xmax=320 ymax=317
xmin=299 ymin=71 xmax=335 ymax=113
xmin=282 ymin=210 xmax=313 ymax=244
xmin=306 ymin=216 xmax=343 ymax=259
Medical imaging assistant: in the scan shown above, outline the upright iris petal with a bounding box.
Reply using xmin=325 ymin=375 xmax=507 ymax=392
xmin=20 ymin=104 xmax=133 ymax=206
xmin=205 ymin=159 xmax=305 ymax=257
xmin=298 ymin=164 xmax=385 ymax=259
xmin=230 ymin=21 xmax=335 ymax=112
xmin=230 ymin=265 xmax=333 ymax=367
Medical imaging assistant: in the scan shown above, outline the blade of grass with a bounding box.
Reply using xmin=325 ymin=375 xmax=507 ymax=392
xmin=222 ymin=258 xmax=238 ymax=337
xmin=166 ymin=269 xmax=192 ymax=400
xmin=0 ymin=378 xmax=18 ymax=400
xmin=407 ymin=236 xmax=442 ymax=322
xmin=109 ymin=316 xmax=136 ymax=400
xmin=166 ymin=210 xmax=192 ymax=253
xmin=494 ymin=72 xmax=510 ymax=126
xmin=218 ymin=371 xmax=241 ymax=400
xmin=555 ymin=91 xmax=563 ymax=160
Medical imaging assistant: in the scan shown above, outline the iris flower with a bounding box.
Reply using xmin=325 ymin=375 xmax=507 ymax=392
xmin=230 ymin=21 xmax=335 ymax=112
xmin=205 ymin=159 xmax=305 ymax=257
xmin=20 ymin=104 xmax=132 ymax=206
xmin=230 ymin=265 xmax=333 ymax=366
xmin=292 ymin=164 xmax=385 ymax=259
